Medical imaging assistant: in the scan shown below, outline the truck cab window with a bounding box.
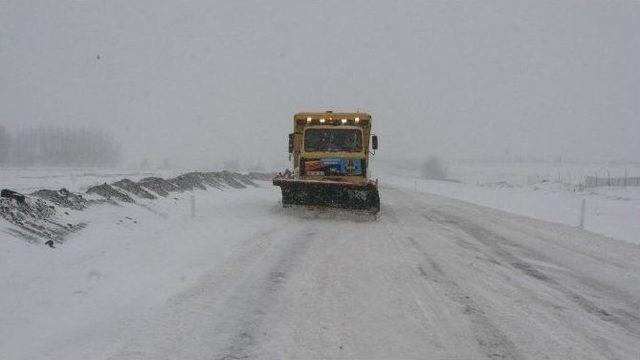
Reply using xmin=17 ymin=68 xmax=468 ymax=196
xmin=304 ymin=129 xmax=362 ymax=152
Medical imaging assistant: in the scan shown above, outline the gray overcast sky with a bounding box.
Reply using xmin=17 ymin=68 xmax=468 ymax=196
xmin=1 ymin=0 xmax=638 ymax=168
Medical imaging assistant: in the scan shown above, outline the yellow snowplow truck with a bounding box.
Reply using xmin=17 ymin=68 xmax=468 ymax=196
xmin=273 ymin=111 xmax=380 ymax=213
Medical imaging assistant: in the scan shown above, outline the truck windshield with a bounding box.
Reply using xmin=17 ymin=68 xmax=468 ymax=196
xmin=304 ymin=128 xmax=362 ymax=152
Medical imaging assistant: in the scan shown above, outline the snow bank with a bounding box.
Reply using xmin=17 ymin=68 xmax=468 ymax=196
xmin=381 ymin=172 xmax=640 ymax=245
xmin=1 ymin=171 xmax=272 ymax=246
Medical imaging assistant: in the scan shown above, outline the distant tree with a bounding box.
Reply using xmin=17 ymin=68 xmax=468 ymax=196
xmin=139 ymin=158 xmax=150 ymax=170
xmin=420 ymin=156 xmax=447 ymax=180
xmin=0 ymin=125 xmax=8 ymax=166
xmin=6 ymin=126 xmax=120 ymax=167
xmin=223 ymin=159 xmax=240 ymax=171
xmin=249 ymin=159 xmax=265 ymax=172
xmin=161 ymin=158 xmax=172 ymax=169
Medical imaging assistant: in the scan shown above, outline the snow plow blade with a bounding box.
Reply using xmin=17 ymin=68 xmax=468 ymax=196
xmin=273 ymin=178 xmax=380 ymax=213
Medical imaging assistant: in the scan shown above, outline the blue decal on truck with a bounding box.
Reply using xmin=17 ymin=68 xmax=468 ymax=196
xmin=305 ymin=158 xmax=362 ymax=176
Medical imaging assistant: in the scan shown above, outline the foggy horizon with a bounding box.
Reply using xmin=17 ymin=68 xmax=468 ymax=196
xmin=2 ymin=1 xmax=639 ymax=168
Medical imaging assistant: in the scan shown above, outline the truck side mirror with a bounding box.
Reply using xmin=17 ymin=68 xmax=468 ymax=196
xmin=288 ymin=133 xmax=294 ymax=154
xmin=372 ymin=135 xmax=378 ymax=150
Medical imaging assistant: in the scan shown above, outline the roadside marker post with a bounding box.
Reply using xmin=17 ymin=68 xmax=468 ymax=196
xmin=190 ymin=195 xmax=196 ymax=218
xmin=579 ymin=198 xmax=586 ymax=229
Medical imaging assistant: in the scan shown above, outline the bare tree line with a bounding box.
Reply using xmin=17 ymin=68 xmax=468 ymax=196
xmin=0 ymin=125 xmax=120 ymax=167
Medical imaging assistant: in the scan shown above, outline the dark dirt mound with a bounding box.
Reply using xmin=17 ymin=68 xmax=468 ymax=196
xmin=1 ymin=194 xmax=55 ymax=222
xmin=217 ymin=171 xmax=247 ymax=189
xmin=1 ymin=194 xmax=79 ymax=244
xmin=138 ymin=177 xmax=179 ymax=196
xmin=32 ymin=188 xmax=89 ymax=210
xmin=200 ymin=172 xmax=226 ymax=189
xmin=170 ymin=172 xmax=208 ymax=191
xmin=1 ymin=189 xmax=25 ymax=203
xmin=2 ymin=170 xmax=266 ymax=246
xmin=87 ymin=183 xmax=135 ymax=203
xmin=112 ymin=179 xmax=156 ymax=200
xmin=234 ymin=173 xmax=258 ymax=187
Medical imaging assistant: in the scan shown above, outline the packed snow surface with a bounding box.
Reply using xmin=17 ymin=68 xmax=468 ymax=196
xmin=378 ymin=162 xmax=640 ymax=245
xmin=2 ymin=180 xmax=639 ymax=359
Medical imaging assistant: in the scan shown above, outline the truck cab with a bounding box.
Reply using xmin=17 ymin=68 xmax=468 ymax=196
xmin=290 ymin=112 xmax=377 ymax=185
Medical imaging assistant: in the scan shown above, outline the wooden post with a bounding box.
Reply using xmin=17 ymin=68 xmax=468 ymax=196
xmin=579 ymin=198 xmax=586 ymax=229
xmin=190 ymin=195 xmax=196 ymax=218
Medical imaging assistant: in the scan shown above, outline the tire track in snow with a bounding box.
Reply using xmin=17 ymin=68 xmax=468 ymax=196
xmin=214 ymin=229 xmax=316 ymax=360
xmin=425 ymin=208 xmax=640 ymax=338
xmin=112 ymin=219 xmax=310 ymax=360
xmin=407 ymin=236 xmax=522 ymax=360
xmin=383 ymin=203 xmax=522 ymax=360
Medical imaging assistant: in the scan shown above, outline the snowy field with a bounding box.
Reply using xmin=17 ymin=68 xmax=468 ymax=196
xmin=378 ymin=161 xmax=640 ymax=245
xmin=444 ymin=161 xmax=640 ymax=188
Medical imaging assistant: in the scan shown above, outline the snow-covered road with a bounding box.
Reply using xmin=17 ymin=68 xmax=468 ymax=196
xmin=3 ymin=184 xmax=640 ymax=359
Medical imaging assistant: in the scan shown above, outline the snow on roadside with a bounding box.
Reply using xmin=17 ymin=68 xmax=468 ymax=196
xmin=0 ymin=183 xmax=282 ymax=360
xmin=1 ymin=170 xmax=270 ymax=247
xmin=382 ymin=174 xmax=640 ymax=245
xmin=0 ymin=169 xmax=276 ymax=358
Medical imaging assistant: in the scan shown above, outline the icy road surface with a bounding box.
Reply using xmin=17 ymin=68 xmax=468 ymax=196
xmin=2 ymin=185 xmax=640 ymax=359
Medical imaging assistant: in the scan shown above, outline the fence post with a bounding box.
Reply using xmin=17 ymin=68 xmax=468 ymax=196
xmin=624 ymin=168 xmax=628 ymax=187
xmin=190 ymin=194 xmax=196 ymax=218
xmin=579 ymin=198 xmax=586 ymax=229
